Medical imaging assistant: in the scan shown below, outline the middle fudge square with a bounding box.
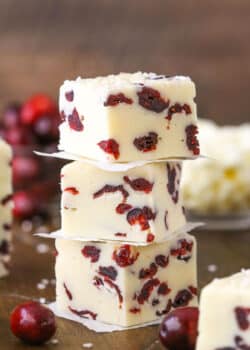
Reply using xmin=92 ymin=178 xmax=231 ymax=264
xmin=61 ymin=161 xmax=186 ymax=243
xmin=55 ymin=232 xmax=197 ymax=327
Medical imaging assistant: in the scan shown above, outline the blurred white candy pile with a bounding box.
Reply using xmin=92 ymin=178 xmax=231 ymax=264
xmin=182 ymin=119 xmax=250 ymax=214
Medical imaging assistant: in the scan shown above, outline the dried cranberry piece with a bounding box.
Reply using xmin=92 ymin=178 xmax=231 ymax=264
xmin=166 ymin=103 xmax=192 ymax=121
xmin=123 ymin=176 xmax=153 ymax=193
xmin=156 ymin=299 xmax=172 ymax=317
xmin=60 ymin=111 xmax=66 ymax=122
xmin=2 ymin=223 xmax=11 ymax=231
xmin=155 ymin=255 xmax=169 ymax=268
xmin=152 ymin=299 xmax=160 ymax=306
xmin=93 ymin=184 xmax=128 ymax=201
xmin=235 ymin=307 xmax=250 ymax=330
xmin=98 ymin=266 xmax=118 ymax=281
xmin=129 ymin=307 xmax=140 ymax=314
xmin=234 ymin=335 xmax=250 ymax=350
xmin=158 ymin=282 xmax=171 ymax=296
xmin=97 ymin=139 xmax=120 ymax=160
xmin=1 ymin=194 xmax=13 ymax=206
xmin=133 ymin=132 xmax=158 ymax=152
xmin=63 ymin=283 xmax=73 ymax=300
xmin=171 ymin=239 xmax=194 ymax=262
xmin=0 ymin=240 xmax=10 ymax=255
xmin=68 ymin=108 xmax=84 ymax=131
xmin=164 ymin=211 xmax=168 ymax=230
xmin=137 ymin=87 xmax=169 ymax=113
xmin=147 ymin=233 xmax=155 ymax=242
xmin=172 ymin=289 xmax=193 ymax=308
xmin=166 ymin=164 xmax=180 ymax=204
xmin=114 ymin=232 xmax=127 ymax=237
xmin=64 ymin=187 xmax=79 ymax=195
xmin=127 ymin=206 xmax=156 ymax=231
xmin=139 ymin=263 xmax=158 ymax=279
xmin=93 ymin=276 xmax=104 ymax=288
xmin=116 ymin=203 xmax=132 ymax=214
xmin=185 ymin=124 xmax=200 ymax=155
xmin=68 ymin=306 xmax=97 ymax=320
xmin=104 ymin=93 xmax=133 ymax=106
xmin=81 ymin=245 xmax=100 ymax=263
xmin=137 ymin=278 xmax=160 ymax=304
xmin=113 ymin=245 xmax=139 ymax=267
xmin=103 ymin=278 xmax=123 ymax=305
xmin=65 ymin=90 xmax=74 ymax=102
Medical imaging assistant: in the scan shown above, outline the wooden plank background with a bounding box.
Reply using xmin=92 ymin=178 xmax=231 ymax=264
xmin=0 ymin=0 xmax=250 ymax=124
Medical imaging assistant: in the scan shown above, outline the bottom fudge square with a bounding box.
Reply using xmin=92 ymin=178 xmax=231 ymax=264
xmin=55 ymin=232 xmax=197 ymax=327
xmin=197 ymin=270 xmax=250 ymax=350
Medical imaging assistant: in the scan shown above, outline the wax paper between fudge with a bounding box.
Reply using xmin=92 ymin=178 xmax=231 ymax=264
xmin=35 ymin=222 xmax=203 ymax=245
xmin=48 ymin=302 xmax=161 ymax=333
xmin=34 ymin=151 xmax=208 ymax=172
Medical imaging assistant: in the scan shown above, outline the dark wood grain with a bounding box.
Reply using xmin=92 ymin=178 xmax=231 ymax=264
xmin=1 ymin=0 xmax=250 ymax=124
xmin=0 ymin=226 xmax=250 ymax=349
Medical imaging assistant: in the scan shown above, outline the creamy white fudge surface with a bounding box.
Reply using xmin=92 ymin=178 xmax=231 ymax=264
xmin=182 ymin=120 xmax=250 ymax=214
xmin=197 ymin=270 xmax=250 ymax=350
xmin=61 ymin=161 xmax=186 ymax=243
xmin=0 ymin=139 xmax=12 ymax=277
xmin=55 ymin=232 xmax=197 ymax=327
xmin=59 ymin=72 xmax=199 ymax=162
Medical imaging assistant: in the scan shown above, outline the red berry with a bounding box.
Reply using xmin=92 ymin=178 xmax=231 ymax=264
xmin=3 ymin=103 xmax=21 ymax=129
xmin=10 ymin=301 xmax=56 ymax=345
xmin=159 ymin=307 xmax=199 ymax=350
xmin=5 ymin=126 xmax=35 ymax=145
xmin=33 ymin=115 xmax=59 ymax=143
xmin=13 ymin=191 xmax=39 ymax=219
xmin=21 ymin=94 xmax=57 ymax=125
xmin=13 ymin=156 xmax=40 ymax=186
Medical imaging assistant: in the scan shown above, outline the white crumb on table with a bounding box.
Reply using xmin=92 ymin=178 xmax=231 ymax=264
xmin=37 ymin=282 xmax=46 ymax=290
xmin=41 ymin=278 xmax=49 ymax=285
xmin=82 ymin=343 xmax=93 ymax=348
xmin=21 ymin=220 xmax=33 ymax=232
xmin=36 ymin=243 xmax=50 ymax=254
xmin=51 ymin=338 xmax=59 ymax=345
xmin=39 ymin=297 xmax=46 ymax=304
xmin=207 ymin=264 xmax=218 ymax=273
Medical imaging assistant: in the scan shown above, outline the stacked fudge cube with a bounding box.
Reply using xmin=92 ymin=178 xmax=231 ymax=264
xmin=0 ymin=138 xmax=12 ymax=278
xmin=55 ymin=72 xmax=200 ymax=327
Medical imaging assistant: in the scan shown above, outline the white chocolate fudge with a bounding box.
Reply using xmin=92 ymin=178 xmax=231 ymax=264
xmin=55 ymin=232 xmax=197 ymax=327
xmin=59 ymin=72 xmax=200 ymax=162
xmin=61 ymin=161 xmax=186 ymax=243
xmin=182 ymin=120 xmax=250 ymax=214
xmin=0 ymin=139 xmax=12 ymax=277
xmin=197 ymin=270 xmax=250 ymax=350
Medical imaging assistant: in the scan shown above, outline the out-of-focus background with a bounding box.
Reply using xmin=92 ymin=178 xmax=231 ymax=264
xmin=1 ymin=0 xmax=250 ymax=124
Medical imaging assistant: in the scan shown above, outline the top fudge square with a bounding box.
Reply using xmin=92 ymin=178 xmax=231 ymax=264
xmin=59 ymin=72 xmax=199 ymax=162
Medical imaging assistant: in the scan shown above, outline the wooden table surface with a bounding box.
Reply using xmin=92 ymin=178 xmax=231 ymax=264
xmin=1 ymin=225 xmax=250 ymax=350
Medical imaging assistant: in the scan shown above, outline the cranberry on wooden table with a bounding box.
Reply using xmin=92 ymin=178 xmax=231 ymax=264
xmin=10 ymin=301 xmax=56 ymax=345
xmin=13 ymin=156 xmax=40 ymax=186
xmin=13 ymin=191 xmax=39 ymax=219
xmin=159 ymin=307 xmax=199 ymax=350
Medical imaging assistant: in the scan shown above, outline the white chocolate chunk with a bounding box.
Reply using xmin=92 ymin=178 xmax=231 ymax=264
xmin=0 ymin=138 xmax=12 ymax=278
xmin=59 ymin=72 xmax=199 ymax=162
xmin=61 ymin=161 xmax=186 ymax=243
xmin=55 ymin=232 xmax=197 ymax=327
xmin=197 ymin=269 xmax=250 ymax=350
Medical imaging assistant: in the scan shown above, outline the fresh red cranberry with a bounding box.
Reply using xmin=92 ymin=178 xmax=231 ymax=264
xmin=5 ymin=126 xmax=35 ymax=145
xmin=33 ymin=115 xmax=59 ymax=143
xmin=123 ymin=176 xmax=153 ymax=193
xmin=113 ymin=245 xmax=139 ymax=267
xmin=68 ymin=108 xmax=84 ymax=131
xmin=137 ymin=87 xmax=169 ymax=112
xmin=3 ymin=103 xmax=21 ymax=129
xmin=13 ymin=156 xmax=40 ymax=186
xmin=104 ymin=93 xmax=133 ymax=106
xmin=137 ymin=278 xmax=160 ymax=304
xmin=13 ymin=191 xmax=39 ymax=219
xmin=98 ymin=266 xmax=118 ymax=281
xmin=159 ymin=307 xmax=199 ymax=350
xmin=97 ymin=139 xmax=120 ymax=160
xmin=10 ymin=301 xmax=56 ymax=345
xmin=185 ymin=125 xmax=200 ymax=156
xmin=21 ymin=94 xmax=58 ymax=125
xmin=81 ymin=245 xmax=100 ymax=263
xmin=133 ymin=132 xmax=158 ymax=152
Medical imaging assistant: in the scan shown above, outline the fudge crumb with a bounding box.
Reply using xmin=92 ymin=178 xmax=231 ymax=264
xmin=207 ymin=264 xmax=218 ymax=273
xmin=36 ymin=243 xmax=50 ymax=254
xmin=82 ymin=343 xmax=93 ymax=348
